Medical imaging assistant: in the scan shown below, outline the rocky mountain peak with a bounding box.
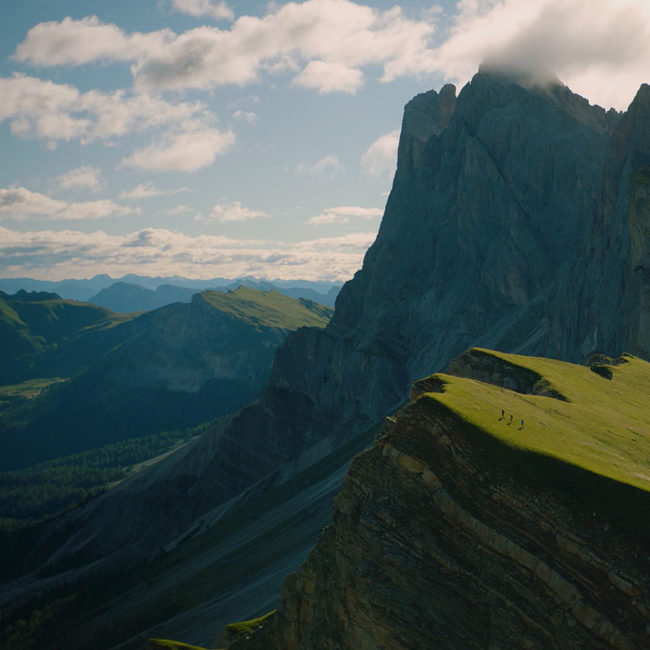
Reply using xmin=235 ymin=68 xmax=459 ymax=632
xmin=395 ymin=83 xmax=457 ymax=173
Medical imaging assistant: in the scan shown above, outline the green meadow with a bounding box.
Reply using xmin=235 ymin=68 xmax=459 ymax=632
xmin=423 ymin=349 xmax=650 ymax=493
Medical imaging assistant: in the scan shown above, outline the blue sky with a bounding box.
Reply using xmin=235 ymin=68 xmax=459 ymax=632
xmin=1 ymin=0 xmax=649 ymax=282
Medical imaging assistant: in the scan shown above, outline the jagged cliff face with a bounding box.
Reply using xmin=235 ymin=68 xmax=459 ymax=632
xmin=559 ymin=83 xmax=650 ymax=361
xmin=266 ymin=68 xmax=650 ymax=466
xmin=231 ymin=352 xmax=650 ymax=650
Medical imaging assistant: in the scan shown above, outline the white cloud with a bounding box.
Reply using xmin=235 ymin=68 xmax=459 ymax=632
xmin=307 ymin=205 xmax=382 ymax=224
xmin=121 ymin=127 xmax=235 ymax=172
xmin=172 ymin=0 xmax=234 ymax=21
xmin=13 ymin=1 xmax=650 ymax=107
xmin=0 ymin=187 xmax=66 ymax=219
xmin=361 ymin=129 xmax=399 ymax=177
xmin=57 ymin=201 xmax=140 ymax=221
xmin=0 ymin=225 xmax=375 ymax=282
xmin=296 ymin=155 xmax=342 ymax=177
xmin=119 ymin=182 xmax=189 ymax=200
xmin=206 ymin=201 xmax=270 ymax=222
xmin=0 ymin=74 xmax=216 ymax=145
xmin=55 ymin=166 xmax=104 ymax=192
xmin=0 ymin=186 xmax=139 ymax=221
xmin=13 ymin=2 xmax=437 ymax=94
xmin=160 ymin=204 xmax=195 ymax=216
xmin=232 ymin=110 xmax=257 ymax=124
xmin=293 ymin=60 xmax=364 ymax=94
xmin=13 ymin=15 xmax=172 ymax=67
xmin=435 ymin=0 xmax=650 ymax=110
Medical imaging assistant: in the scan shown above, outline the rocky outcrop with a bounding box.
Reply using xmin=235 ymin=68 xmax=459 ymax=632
xmin=231 ymin=353 xmax=650 ymax=650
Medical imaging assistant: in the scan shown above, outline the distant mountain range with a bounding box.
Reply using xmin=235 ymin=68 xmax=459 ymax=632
xmin=0 ymin=287 xmax=332 ymax=469
xmin=0 ymin=275 xmax=341 ymax=308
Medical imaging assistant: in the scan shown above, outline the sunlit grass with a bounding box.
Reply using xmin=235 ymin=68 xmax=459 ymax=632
xmin=224 ymin=610 xmax=275 ymax=639
xmin=421 ymin=349 xmax=650 ymax=492
xmin=0 ymin=377 xmax=68 ymax=400
xmin=200 ymin=286 xmax=332 ymax=330
xmin=148 ymin=640 xmax=208 ymax=650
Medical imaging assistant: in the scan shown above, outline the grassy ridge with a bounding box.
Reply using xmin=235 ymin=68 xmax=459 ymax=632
xmin=423 ymin=349 xmax=650 ymax=493
xmin=199 ymin=287 xmax=332 ymax=330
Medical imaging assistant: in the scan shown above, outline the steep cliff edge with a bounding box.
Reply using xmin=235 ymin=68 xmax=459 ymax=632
xmin=231 ymin=349 xmax=650 ymax=649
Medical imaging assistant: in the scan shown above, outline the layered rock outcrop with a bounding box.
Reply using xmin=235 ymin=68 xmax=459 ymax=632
xmin=231 ymin=352 xmax=650 ymax=649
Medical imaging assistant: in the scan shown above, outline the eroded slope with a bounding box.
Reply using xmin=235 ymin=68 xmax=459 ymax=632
xmin=231 ymin=350 xmax=650 ymax=649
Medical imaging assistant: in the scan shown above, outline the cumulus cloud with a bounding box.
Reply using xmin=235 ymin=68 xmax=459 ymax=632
xmin=13 ymin=1 xmax=650 ymax=107
xmin=14 ymin=2 xmax=437 ymax=94
xmin=206 ymin=201 xmax=270 ymax=222
xmin=119 ymin=182 xmax=190 ymax=200
xmin=0 ymin=73 xmax=218 ymax=146
xmin=0 ymin=186 xmax=139 ymax=221
xmin=293 ymin=60 xmax=364 ymax=94
xmin=361 ymin=129 xmax=399 ymax=177
xmin=0 ymin=225 xmax=375 ymax=281
xmin=296 ymin=155 xmax=342 ymax=177
xmin=232 ymin=110 xmax=257 ymax=124
xmin=172 ymin=0 xmax=234 ymax=21
xmin=13 ymin=15 xmax=172 ymax=67
xmin=436 ymin=0 xmax=650 ymax=110
xmin=55 ymin=166 xmax=104 ymax=192
xmin=307 ymin=205 xmax=382 ymax=225
xmin=120 ymin=127 xmax=235 ymax=172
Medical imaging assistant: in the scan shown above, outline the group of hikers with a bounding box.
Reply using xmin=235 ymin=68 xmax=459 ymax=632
xmin=500 ymin=409 xmax=524 ymax=428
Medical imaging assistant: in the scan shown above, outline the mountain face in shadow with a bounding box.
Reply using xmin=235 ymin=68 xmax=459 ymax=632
xmin=3 ymin=67 xmax=650 ymax=649
xmin=0 ymin=290 xmax=135 ymax=385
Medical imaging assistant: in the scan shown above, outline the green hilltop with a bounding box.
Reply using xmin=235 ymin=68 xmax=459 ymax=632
xmin=420 ymin=348 xmax=650 ymax=493
xmin=198 ymin=286 xmax=333 ymax=330
xmin=0 ymin=290 xmax=134 ymax=384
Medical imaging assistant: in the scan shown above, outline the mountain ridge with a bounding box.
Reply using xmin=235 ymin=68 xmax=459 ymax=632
xmin=0 ymin=287 xmax=332 ymax=470
xmin=229 ymin=349 xmax=650 ymax=650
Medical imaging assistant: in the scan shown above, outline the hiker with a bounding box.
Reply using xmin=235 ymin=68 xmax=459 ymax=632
xmin=520 ymin=418 xmax=524 ymax=428
xmin=500 ymin=409 xmax=504 ymax=419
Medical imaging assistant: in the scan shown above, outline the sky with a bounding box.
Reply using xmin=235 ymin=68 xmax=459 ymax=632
xmin=1 ymin=0 xmax=649 ymax=282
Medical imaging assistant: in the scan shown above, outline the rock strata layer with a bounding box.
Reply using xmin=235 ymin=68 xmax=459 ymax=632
xmin=230 ymin=356 xmax=650 ymax=650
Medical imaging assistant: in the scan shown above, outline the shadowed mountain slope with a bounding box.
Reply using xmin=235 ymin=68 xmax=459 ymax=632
xmin=0 ymin=287 xmax=332 ymax=470
xmin=0 ymin=290 xmax=134 ymax=385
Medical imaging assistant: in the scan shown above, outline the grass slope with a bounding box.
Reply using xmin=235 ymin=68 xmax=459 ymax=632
xmin=423 ymin=348 xmax=650 ymax=493
xmin=199 ymin=286 xmax=332 ymax=330
xmin=0 ymin=291 xmax=134 ymax=384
